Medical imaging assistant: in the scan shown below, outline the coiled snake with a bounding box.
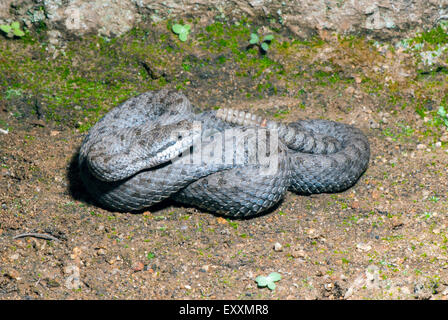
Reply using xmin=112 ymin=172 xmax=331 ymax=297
xmin=79 ymin=90 xmax=370 ymax=217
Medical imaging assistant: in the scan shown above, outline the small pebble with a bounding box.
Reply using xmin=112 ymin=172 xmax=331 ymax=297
xmin=274 ymin=242 xmax=283 ymax=252
xmin=9 ymin=253 xmax=20 ymax=261
xmin=200 ymin=265 xmax=209 ymax=272
xmin=132 ymin=262 xmax=144 ymax=272
xmin=356 ymin=243 xmax=372 ymax=252
xmin=4 ymin=269 xmax=21 ymax=280
xmin=291 ymin=248 xmax=307 ymax=259
xmin=111 ymin=268 xmax=120 ymax=275
xmin=417 ymin=144 xmax=426 ymax=150
xmin=369 ymin=119 xmax=380 ymax=129
xmin=401 ymin=287 xmax=411 ymax=295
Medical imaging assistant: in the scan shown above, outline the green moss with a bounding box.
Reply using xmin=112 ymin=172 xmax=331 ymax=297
xmin=0 ymin=30 xmax=176 ymax=131
xmin=412 ymin=25 xmax=448 ymax=47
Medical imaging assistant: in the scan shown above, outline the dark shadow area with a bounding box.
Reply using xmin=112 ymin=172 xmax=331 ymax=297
xmin=66 ymin=149 xmax=96 ymax=206
xmin=184 ymin=197 xmax=285 ymax=220
xmin=66 ymin=149 xmax=200 ymax=215
xmin=66 ymin=149 xmax=284 ymax=219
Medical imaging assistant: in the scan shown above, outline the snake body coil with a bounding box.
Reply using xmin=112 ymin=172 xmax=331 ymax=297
xmin=79 ymin=90 xmax=370 ymax=217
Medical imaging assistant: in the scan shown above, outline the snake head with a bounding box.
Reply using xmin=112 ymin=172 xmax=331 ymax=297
xmin=145 ymin=119 xmax=200 ymax=165
xmin=84 ymin=119 xmax=200 ymax=182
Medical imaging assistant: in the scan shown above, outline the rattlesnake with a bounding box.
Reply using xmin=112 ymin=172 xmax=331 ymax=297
xmin=79 ymin=89 xmax=370 ymax=217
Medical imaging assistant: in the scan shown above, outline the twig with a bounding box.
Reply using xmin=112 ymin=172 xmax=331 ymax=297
xmin=13 ymin=232 xmax=61 ymax=242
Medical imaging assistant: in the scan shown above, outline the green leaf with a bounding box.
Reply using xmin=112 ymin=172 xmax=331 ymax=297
xmin=263 ymin=34 xmax=274 ymax=42
xmin=0 ymin=25 xmax=11 ymax=34
xmin=267 ymin=272 xmax=281 ymax=282
xmin=147 ymin=252 xmax=155 ymax=259
xmin=178 ymin=32 xmax=188 ymax=42
xmin=438 ymin=106 xmax=446 ymax=118
xmin=249 ymin=33 xmax=259 ymax=44
xmin=267 ymin=282 xmax=276 ymax=290
xmin=172 ymin=24 xmax=185 ymax=34
xmin=10 ymin=22 xmax=20 ymax=30
xmin=184 ymin=24 xmax=191 ymax=32
xmin=13 ymin=28 xmax=25 ymax=37
xmin=255 ymin=276 xmax=268 ymax=287
xmin=261 ymin=42 xmax=269 ymax=51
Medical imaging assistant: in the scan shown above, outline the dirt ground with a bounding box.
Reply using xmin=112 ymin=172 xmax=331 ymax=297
xmin=1 ymin=21 xmax=448 ymax=300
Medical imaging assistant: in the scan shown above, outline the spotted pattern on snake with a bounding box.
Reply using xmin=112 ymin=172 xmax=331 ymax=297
xmin=78 ymin=89 xmax=370 ymax=217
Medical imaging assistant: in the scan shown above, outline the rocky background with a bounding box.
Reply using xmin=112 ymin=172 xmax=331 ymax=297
xmin=1 ymin=0 xmax=448 ymax=40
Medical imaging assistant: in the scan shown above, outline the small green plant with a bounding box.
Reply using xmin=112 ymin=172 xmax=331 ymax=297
xmin=147 ymin=252 xmax=155 ymax=260
xmin=172 ymin=24 xmax=191 ymax=42
xmin=437 ymin=106 xmax=448 ymax=127
xmin=0 ymin=21 xmax=25 ymax=38
xmin=249 ymin=33 xmax=274 ymax=53
xmin=5 ymin=88 xmax=23 ymax=99
xmin=255 ymin=272 xmax=281 ymax=290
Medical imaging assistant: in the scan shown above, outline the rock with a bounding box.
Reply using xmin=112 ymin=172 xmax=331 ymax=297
xmin=200 ymin=265 xmax=210 ymax=272
xmin=9 ymin=253 xmax=20 ymax=261
xmin=356 ymin=243 xmax=372 ymax=252
xmin=306 ymin=228 xmax=320 ymax=239
xmin=96 ymin=248 xmax=106 ymax=256
xmin=324 ymin=283 xmax=333 ymax=291
xmin=417 ymin=144 xmax=426 ymax=150
xmin=400 ymin=287 xmax=411 ymax=295
xmin=291 ymin=247 xmax=307 ymax=259
xmin=274 ymin=242 xmax=283 ymax=252
xmin=132 ymin=262 xmax=144 ymax=272
xmin=3 ymin=269 xmax=21 ymax=280
xmin=345 ymin=86 xmax=355 ymax=95
xmin=369 ymin=119 xmax=380 ymax=129
xmin=413 ymin=281 xmax=432 ymax=299
xmin=0 ymin=0 xmax=445 ymax=39
xmin=315 ymin=266 xmax=326 ymax=277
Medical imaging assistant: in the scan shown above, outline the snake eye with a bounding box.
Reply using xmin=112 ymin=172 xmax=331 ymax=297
xmin=178 ymin=134 xmax=183 ymax=140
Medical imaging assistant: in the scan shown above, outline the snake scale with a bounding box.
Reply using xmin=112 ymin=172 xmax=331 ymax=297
xmin=79 ymin=89 xmax=370 ymax=217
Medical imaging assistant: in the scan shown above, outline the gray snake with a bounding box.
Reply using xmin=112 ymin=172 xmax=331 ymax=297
xmin=78 ymin=90 xmax=370 ymax=217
